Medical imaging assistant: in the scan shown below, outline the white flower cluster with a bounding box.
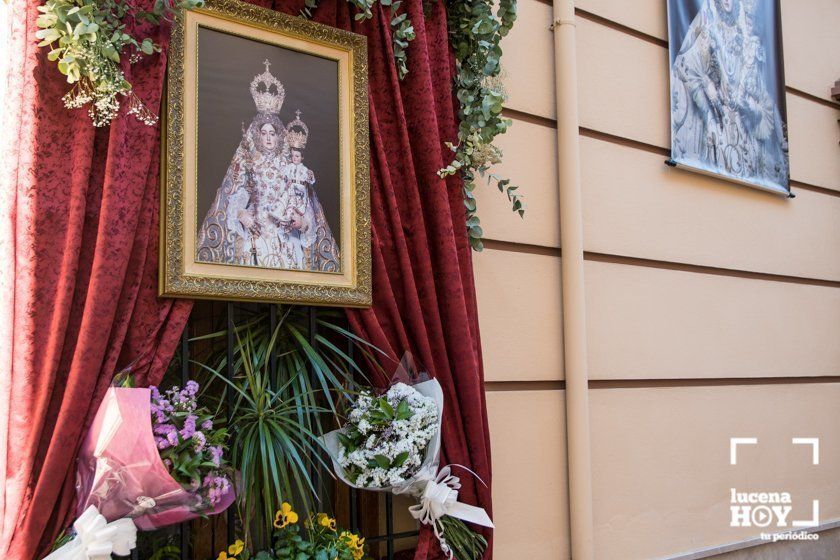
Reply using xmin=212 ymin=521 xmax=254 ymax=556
xmin=338 ymin=383 xmax=438 ymax=488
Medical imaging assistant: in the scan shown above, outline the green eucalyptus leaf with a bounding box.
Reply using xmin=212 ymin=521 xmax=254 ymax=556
xmin=392 ymin=451 xmax=410 ymax=468
xmin=374 ymin=454 xmax=391 ymax=469
xmin=395 ymin=399 xmax=411 ymax=420
xmin=378 ymin=397 xmax=394 ymax=418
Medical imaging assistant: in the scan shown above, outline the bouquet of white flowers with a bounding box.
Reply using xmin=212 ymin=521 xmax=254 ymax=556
xmin=337 ymin=382 xmax=439 ymax=488
xmin=324 ymin=354 xmax=492 ymax=560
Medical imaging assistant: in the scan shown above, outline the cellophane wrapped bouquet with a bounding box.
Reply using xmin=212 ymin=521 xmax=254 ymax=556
xmin=337 ymin=382 xmax=438 ymax=489
xmin=324 ymin=355 xmax=493 ymax=560
xmin=47 ymin=370 xmax=235 ymax=560
xmin=51 ymin=371 xmax=236 ymax=559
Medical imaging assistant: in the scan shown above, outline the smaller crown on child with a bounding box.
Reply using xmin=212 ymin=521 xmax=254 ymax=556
xmin=286 ymin=110 xmax=309 ymax=150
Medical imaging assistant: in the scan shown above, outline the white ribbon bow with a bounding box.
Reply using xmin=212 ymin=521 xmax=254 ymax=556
xmin=408 ymin=466 xmax=494 ymax=558
xmin=45 ymin=506 xmax=137 ymax=560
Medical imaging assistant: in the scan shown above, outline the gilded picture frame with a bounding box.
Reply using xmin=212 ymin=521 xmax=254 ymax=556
xmin=160 ymin=0 xmax=371 ymax=306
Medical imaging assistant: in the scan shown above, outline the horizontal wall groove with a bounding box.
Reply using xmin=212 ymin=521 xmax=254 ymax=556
xmin=790 ymin=179 xmax=840 ymax=197
xmin=786 ymin=86 xmax=840 ymax=110
xmin=485 ymin=380 xmax=565 ymax=392
xmin=509 ymin=116 xmax=840 ymax=193
xmin=484 ymin=377 xmax=840 ymax=392
xmin=578 ymin=128 xmax=840 ymax=196
xmin=590 ymin=376 xmax=840 ymax=389
xmin=499 ymin=115 xmax=840 ymax=196
xmin=501 ymin=107 xmax=557 ymax=129
xmin=579 ymin=127 xmax=669 ymax=156
xmin=585 ymin=251 xmax=840 ymax=288
xmin=482 ymin=238 xmax=561 ymax=257
xmin=574 ymin=7 xmax=667 ymax=48
xmin=572 ymin=7 xmax=840 ymax=109
xmin=480 ymin=243 xmax=840 ymax=287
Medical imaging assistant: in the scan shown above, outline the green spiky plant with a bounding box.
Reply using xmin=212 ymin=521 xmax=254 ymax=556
xmin=189 ymin=306 xmax=382 ymax=550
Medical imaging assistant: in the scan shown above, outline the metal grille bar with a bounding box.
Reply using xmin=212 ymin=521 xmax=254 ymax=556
xmin=385 ymin=494 xmax=395 ymax=560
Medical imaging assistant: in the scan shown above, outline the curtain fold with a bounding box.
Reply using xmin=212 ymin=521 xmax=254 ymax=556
xmin=0 ymin=0 xmax=491 ymax=557
xmin=267 ymin=3 xmax=493 ymax=557
xmin=0 ymin=3 xmax=192 ymax=558
xmin=302 ymin=2 xmax=495 ymax=558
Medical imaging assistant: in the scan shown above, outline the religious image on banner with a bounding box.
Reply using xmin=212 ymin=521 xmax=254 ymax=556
xmin=667 ymin=0 xmax=790 ymax=195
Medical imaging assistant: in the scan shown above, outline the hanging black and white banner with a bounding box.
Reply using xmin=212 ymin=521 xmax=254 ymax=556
xmin=667 ymin=0 xmax=790 ymax=195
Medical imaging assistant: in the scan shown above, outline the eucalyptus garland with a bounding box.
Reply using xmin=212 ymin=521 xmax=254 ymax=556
xmin=305 ymin=0 xmax=521 ymax=251
xmin=301 ymin=0 xmax=416 ymax=80
xmin=37 ymin=0 xmax=519 ymax=248
xmin=440 ymin=0 xmax=520 ymax=251
xmin=35 ymin=0 xmax=202 ymax=127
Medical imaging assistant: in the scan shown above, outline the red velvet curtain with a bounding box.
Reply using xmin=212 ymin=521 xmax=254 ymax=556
xmin=332 ymin=6 xmax=495 ymax=560
xmin=1 ymin=0 xmax=491 ymax=557
xmin=0 ymin=3 xmax=192 ymax=558
xmin=253 ymin=4 xmax=494 ymax=558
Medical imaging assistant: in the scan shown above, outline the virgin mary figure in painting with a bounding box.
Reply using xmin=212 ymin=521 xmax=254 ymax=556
xmin=670 ymin=0 xmax=788 ymax=188
xmin=196 ymin=60 xmax=340 ymax=272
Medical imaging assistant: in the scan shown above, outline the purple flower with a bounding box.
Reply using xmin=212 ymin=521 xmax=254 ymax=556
xmin=193 ymin=431 xmax=206 ymax=452
xmin=166 ymin=430 xmax=179 ymax=446
xmin=156 ymin=437 xmax=170 ymax=450
xmin=201 ymin=419 xmax=213 ymax=431
xmin=150 ymin=386 xmax=161 ymax=401
xmin=209 ymin=445 xmax=223 ymax=467
xmin=202 ymin=474 xmax=231 ymax=506
xmin=154 ymin=423 xmax=176 ymax=436
xmin=180 ymin=415 xmax=197 ymax=439
xmin=151 ymin=401 xmax=169 ymax=425
xmin=185 ymin=380 xmax=199 ymax=396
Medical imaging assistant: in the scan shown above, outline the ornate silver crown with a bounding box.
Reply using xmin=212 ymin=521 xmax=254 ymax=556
xmin=250 ymin=59 xmax=285 ymax=114
xmin=286 ymin=110 xmax=309 ymax=150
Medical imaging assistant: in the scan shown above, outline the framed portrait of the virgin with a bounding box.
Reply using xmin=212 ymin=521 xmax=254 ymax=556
xmin=160 ymin=0 xmax=370 ymax=306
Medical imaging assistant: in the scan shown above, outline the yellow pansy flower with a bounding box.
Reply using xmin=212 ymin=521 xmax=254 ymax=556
xmin=340 ymin=531 xmax=365 ymax=560
xmin=274 ymin=502 xmax=299 ymax=529
xmin=216 ymin=552 xmax=229 ymax=560
xmin=228 ymin=540 xmax=245 ymax=556
xmin=317 ymin=512 xmax=337 ymax=531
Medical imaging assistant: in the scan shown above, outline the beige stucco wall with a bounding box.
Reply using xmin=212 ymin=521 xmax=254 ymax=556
xmin=478 ymin=0 xmax=840 ymax=558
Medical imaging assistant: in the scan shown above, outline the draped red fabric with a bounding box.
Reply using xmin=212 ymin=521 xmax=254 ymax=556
xmin=287 ymin=2 xmax=495 ymax=558
xmin=1 ymin=0 xmax=491 ymax=557
xmin=254 ymin=3 xmax=494 ymax=557
xmin=0 ymin=2 xmax=193 ymax=558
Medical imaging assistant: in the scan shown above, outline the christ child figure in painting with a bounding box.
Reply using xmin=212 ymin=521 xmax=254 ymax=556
xmin=277 ymin=111 xmax=320 ymax=270
xmin=196 ymin=60 xmax=340 ymax=272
